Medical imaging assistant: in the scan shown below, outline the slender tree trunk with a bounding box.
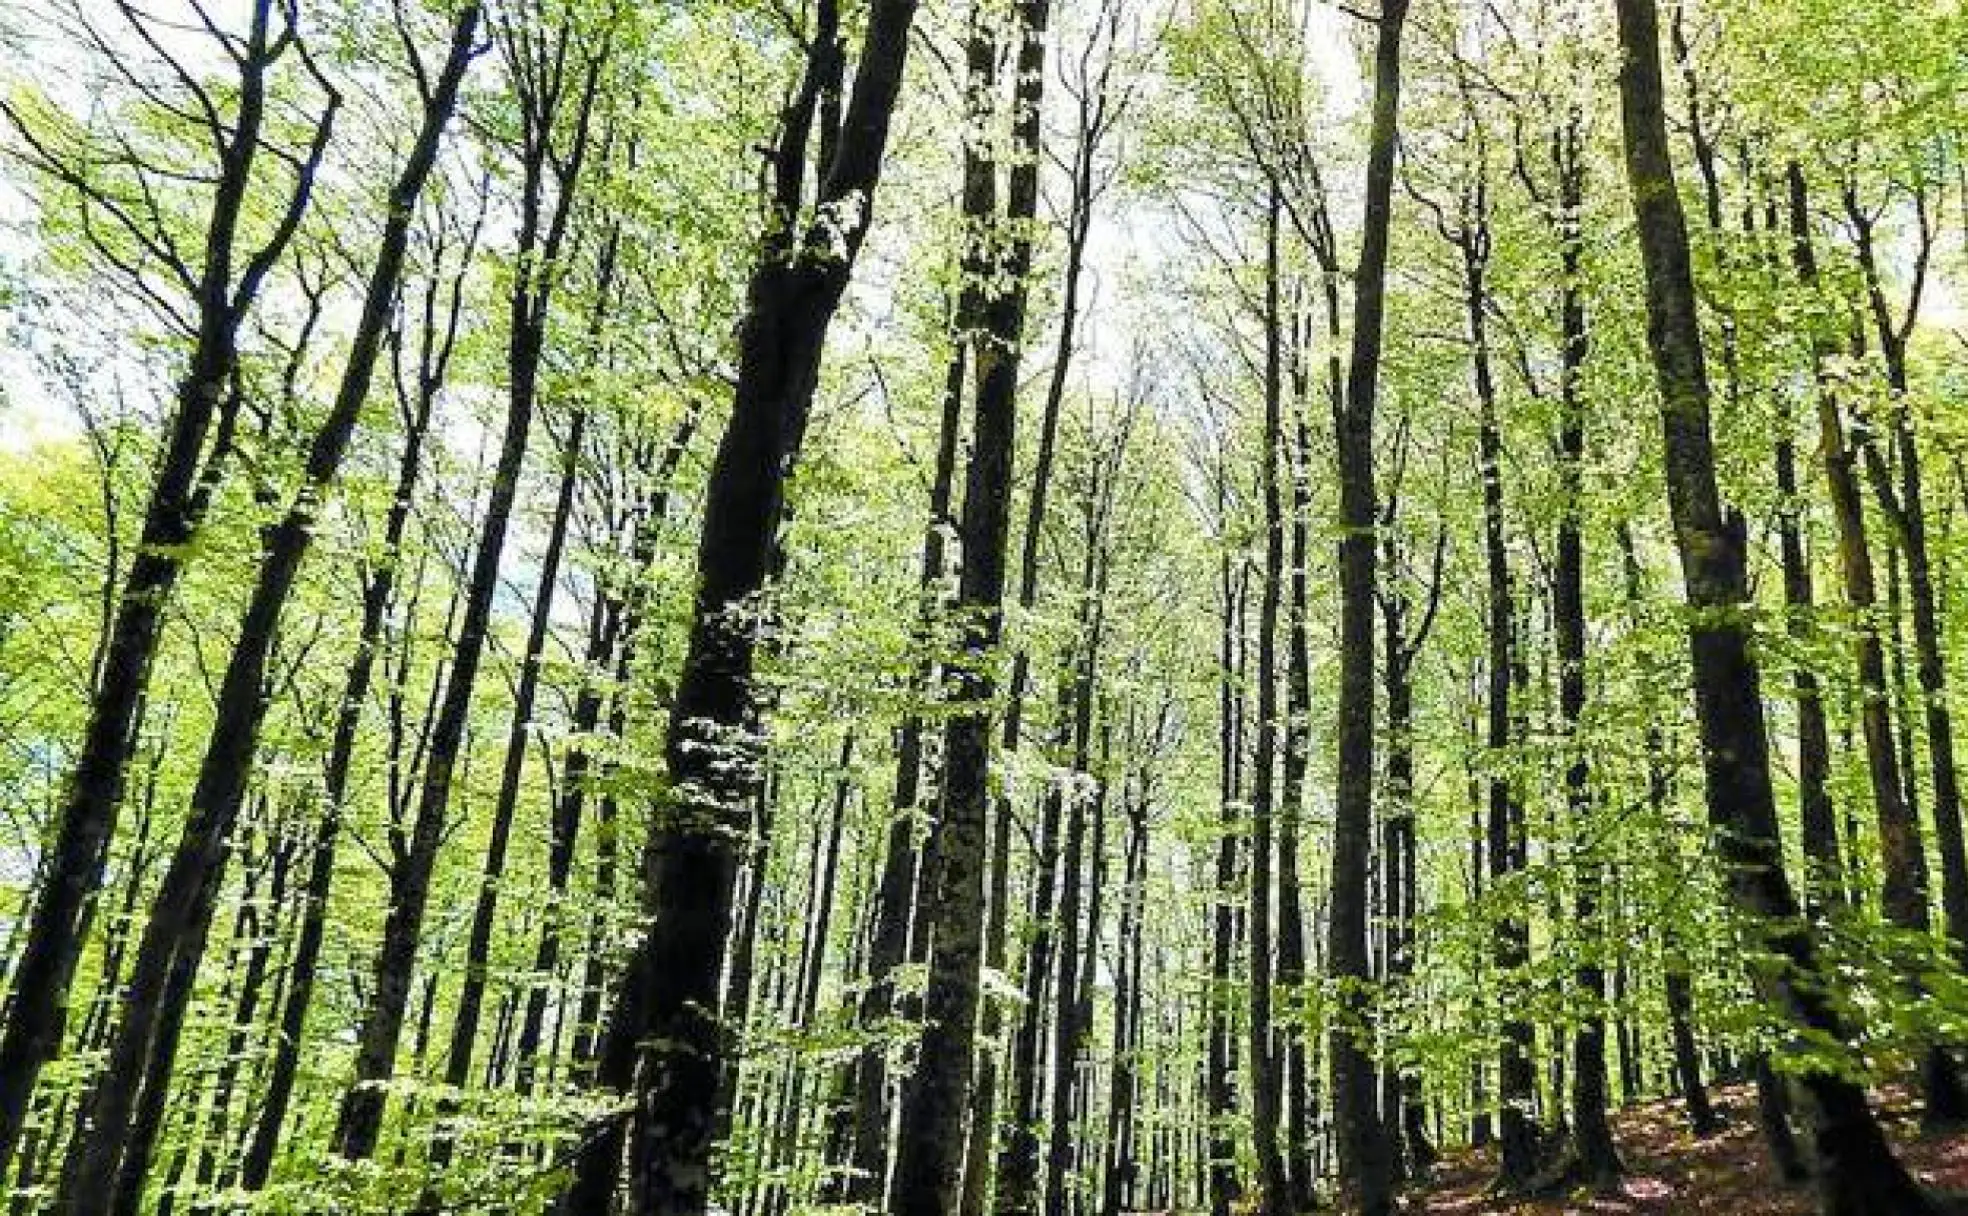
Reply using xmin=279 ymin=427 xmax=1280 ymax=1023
xmin=1611 ymin=5 xmax=1934 ymax=1209
xmin=1843 ymin=185 xmax=1968 ymax=1121
xmin=1549 ymin=110 xmax=1620 ymax=1187
xmin=49 ymin=23 xmax=478 ymax=1206
xmin=1101 ymin=783 xmax=1149 ymax=1216
xmin=1461 ymin=166 xmax=1540 ymax=1188
xmin=1208 ymin=550 xmax=1245 ymax=1216
xmin=553 ymin=4 xmax=921 ymax=1209
xmin=0 ymin=6 xmax=332 ymax=1168
xmin=1279 ymin=298 xmax=1316 ymax=1211
xmin=1245 ymin=178 xmax=1291 ymax=1216
xmin=961 ymin=1 xmax=1090 ymax=1203
xmin=1327 ymin=7 xmax=1407 ymax=1212
xmin=191 ymin=828 xmax=294 ymax=1195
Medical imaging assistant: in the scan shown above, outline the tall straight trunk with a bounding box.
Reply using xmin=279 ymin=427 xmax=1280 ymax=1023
xmin=840 ymin=337 xmax=965 ymax=1206
xmin=761 ymin=735 xmax=854 ymax=1216
xmin=1549 ymin=109 xmax=1620 ymax=1186
xmin=1279 ymin=301 xmax=1316 ymax=1209
xmin=334 ymin=21 xmax=611 ymax=1160
xmin=1044 ymin=771 xmax=1090 ymax=1216
xmin=238 ymin=250 xmax=462 ymax=1189
xmin=557 ymin=3 xmax=922 ymax=1209
xmin=983 ymin=20 xmax=1050 ymax=1210
xmin=1793 ymin=164 xmax=1966 ymax=1117
xmin=1207 ymin=549 xmax=1245 ymax=1216
xmin=1045 ymin=554 xmax=1107 ymax=1216
xmin=1611 ymin=5 xmax=1934 ymax=1210
xmin=998 ymin=686 xmax=1072 ymax=1215
xmin=1245 ymin=178 xmax=1291 ymax=1216
xmin=0 ymin=6 xmax=334 ymax=1168
xmin=49 ymin=20 xmax=479 ymax=1207
xmin=429 ymin=405 xmax=589 ymax=1171
xmin=1100 ymin=780 xmax=1149 ymax=1216
xmin=891 ymin=4 xmax=1046 ymax=1204
xmin=1326 ymin=7 xmax=1406 ymax=1213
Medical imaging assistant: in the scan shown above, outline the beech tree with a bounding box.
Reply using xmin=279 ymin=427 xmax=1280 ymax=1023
xmin=2 ymin=0 xmax=1968 ymax=1214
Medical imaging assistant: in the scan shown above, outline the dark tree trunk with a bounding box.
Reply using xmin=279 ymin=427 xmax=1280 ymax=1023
xmin=1280 ymin=290 xmax=1317 ymax=1212
xmin=193 ymin=827 xmax=294 ymax=1189
xmin=0 ymin=5 xmax=333 ymax=1169
xmin=1245 ymin=177 xmax=1291 ymax=1216
xmin=1548 ymin=109 xmax=1620 ymax=1188
xmin=1045 ymin=541 xmax=1108 ymax=1216
xmin=335 ymin=16 xmax=609 ymax=1161
xmin=49 ymin=21 xmax=479 ymax=1207
xmin=1326 ymin=7 xmax=1406 ymax=1213
xmin=1611 ymin=4 xmax=1935 ymax=1210
xmin=960 ymin=0 xmax=1088 ymax=1203
xmin=1101 ymin=775 xmax=1151 ymax=1216
xmin=556 ymin=3 xmax=922 ymax=1208
xmin=1378 ymin=502 xmax=1442 ymax=1182
xmin=1208 ymin=548 xmax=1247 ymax=1216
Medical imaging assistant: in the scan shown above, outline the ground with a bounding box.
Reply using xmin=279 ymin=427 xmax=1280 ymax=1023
xmin=1401 ymin=1084 xmax=1968 ymax=1214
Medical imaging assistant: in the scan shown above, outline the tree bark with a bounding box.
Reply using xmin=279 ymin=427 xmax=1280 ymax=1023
xmin=556 ymin=3 xmax=922 ymax=1208
xmin=1326 ymin=6 xmax=1407 ymax=1212
xmin=1612 ymin=4 xmax=1934 ymax=1209
xmin=1549 ymin=108 xmax=1620 ymax=1187
xmin=49 ymin=18 xmax=478 ymax=1206
xmin=0 ymin=5 xmax=334 ymax=1169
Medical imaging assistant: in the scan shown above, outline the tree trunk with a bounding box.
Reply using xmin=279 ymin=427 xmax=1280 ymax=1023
xmin=551 ymin=3 xmax=921 ymax=1209
xmin=1326 ymin=7 xmax=1407 ymax=1213
xmin=1208 ymin=547 xmax=1245 ymax=1216
xmin=49 ymin=21 xmax=479 ymax=1206
xmin=1611 ymin=5 xmax=1934 ymax=1209
xmin=1550 ymin=109 xmax=1621 ymax=1188
xmin=1245 ymin=177 xmax=1291 ymax=1216
xmin=0 ymin=5 xmax=332 ymax=1169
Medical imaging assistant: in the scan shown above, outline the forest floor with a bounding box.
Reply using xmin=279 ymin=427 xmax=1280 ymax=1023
xmin=1401 ymin=1083 xmax=1968 ymax=1213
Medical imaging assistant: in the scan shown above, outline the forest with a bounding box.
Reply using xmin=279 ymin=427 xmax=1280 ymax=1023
xmin=1 ymin=0 xmax=1967 ymax=1213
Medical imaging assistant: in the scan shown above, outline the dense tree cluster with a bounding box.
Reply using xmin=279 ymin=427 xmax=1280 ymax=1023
xmin=0 ymin=0 xmax=1966 ymax=1213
